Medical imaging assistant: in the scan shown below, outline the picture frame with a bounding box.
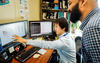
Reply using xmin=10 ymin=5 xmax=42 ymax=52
xmin=0 ymin=0 xmax=9 ymax=6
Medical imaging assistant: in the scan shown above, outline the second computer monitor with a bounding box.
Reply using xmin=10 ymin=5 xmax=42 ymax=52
xmin=29 ymin=21 xmax=53 ymax=37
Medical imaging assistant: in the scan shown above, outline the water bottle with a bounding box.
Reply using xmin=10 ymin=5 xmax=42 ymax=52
xmin=0 ymin=38 xmax=2 ymax=52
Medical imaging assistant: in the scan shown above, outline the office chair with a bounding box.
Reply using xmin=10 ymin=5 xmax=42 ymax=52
xmin=48 ymin=50 xmax=60 ymax=63
xmin=75 ymin=36 xmax=82 ymax=63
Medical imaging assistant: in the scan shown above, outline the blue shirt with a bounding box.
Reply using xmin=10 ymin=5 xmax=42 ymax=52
xmin=27 ymin=33 xmax=76 ymax=63
xmin=80 ymin=7 xmax=100 ymax=63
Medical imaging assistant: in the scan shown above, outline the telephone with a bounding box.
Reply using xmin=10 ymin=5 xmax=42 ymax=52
xmin=0 ymin=42 xmax=26 ymax=63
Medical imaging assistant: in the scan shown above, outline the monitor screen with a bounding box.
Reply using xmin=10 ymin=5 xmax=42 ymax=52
xmin=29 ymin=21 xmax=53 ymax=37
xmin=0 ymin=20 xmax=28 ymax=46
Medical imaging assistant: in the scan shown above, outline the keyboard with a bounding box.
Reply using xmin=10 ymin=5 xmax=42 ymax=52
xmin=15 ymin=47 xmax=40 ymax=63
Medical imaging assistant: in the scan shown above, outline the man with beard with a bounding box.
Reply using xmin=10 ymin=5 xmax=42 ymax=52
xmin=67 ymin=0 xmax=100 ymax=63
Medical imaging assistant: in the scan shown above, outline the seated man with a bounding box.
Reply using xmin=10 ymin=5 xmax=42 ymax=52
xmin=13 ymin=18 xmax=76 ymax=63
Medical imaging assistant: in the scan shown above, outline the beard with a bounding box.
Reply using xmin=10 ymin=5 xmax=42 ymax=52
xmin=70 ymin=3 xmax=82 ymax=23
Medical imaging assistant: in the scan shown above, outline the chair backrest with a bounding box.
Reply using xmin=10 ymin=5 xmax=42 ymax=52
xmin=75 ymin=36 xmax=82 ymax=52
xmin=75 ymin=36 xmax=82 ymax=63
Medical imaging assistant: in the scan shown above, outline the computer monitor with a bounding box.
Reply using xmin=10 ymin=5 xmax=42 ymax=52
xmin=29 ymin=21 xmax=53 ymax=37
xmin=0 ymin=31 xmax=3 ymax=52
xmin=0 ymin=20 xmax=28 ymax=46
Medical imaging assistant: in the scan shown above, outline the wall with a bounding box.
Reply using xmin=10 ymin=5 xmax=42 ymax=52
xmin=28 ymin=0 xmax=41 ymax=21
xmin=0 ymin=0 xmax=21 ymax=24
xmin=0 ymin=0 xmax=41 ymax=24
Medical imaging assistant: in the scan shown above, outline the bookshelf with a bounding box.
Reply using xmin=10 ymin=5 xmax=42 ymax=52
xmin=41 ymin=0 xmax=68 ymax=20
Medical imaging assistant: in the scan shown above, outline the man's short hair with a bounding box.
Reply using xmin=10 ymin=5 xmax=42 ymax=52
xmin=54 ymin=17 xmax=69 ymax=32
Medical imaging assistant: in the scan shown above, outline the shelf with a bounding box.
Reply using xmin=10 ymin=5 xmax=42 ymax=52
xmin=40 ymin=0 xmax=68 ymax=20
xmin=42 ymin=9 xmax=68 ymax=12
xmin=42 ymin=19 xmax=56 ymax=21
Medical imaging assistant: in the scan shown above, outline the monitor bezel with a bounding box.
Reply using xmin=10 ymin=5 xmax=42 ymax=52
xmin=29 ymin=21 xmax=53 ymax=37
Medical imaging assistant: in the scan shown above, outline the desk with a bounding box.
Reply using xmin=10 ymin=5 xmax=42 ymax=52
xmin=11 ymin=45 xmax=54 ymax=63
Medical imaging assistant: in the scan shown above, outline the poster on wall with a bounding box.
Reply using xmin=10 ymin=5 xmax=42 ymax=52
xmin=0 ymin=0 xmax=9 ymax=5
xmin=20 ymin=0 xmax=28 ymax=20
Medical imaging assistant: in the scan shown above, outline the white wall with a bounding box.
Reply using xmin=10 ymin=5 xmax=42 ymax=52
xmin=0 ymin=0 xmax=21 ymax=24
xmin=0 ymin=0 xmax=20 ymax=20
xmin=28 ymin=0 xmax=41 ymax=21
xmin=0 ymin=0 xmax=41 ymax=24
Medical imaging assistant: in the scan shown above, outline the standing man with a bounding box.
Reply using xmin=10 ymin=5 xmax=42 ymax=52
xmin=13 ymin=18 xmax=76 ymax=63
xmin=67 ymin=0 xmax=100 ymax=63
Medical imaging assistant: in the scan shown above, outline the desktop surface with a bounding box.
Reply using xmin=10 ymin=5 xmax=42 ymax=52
xmin=11 ymin=45 xmax=54 ymax=63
